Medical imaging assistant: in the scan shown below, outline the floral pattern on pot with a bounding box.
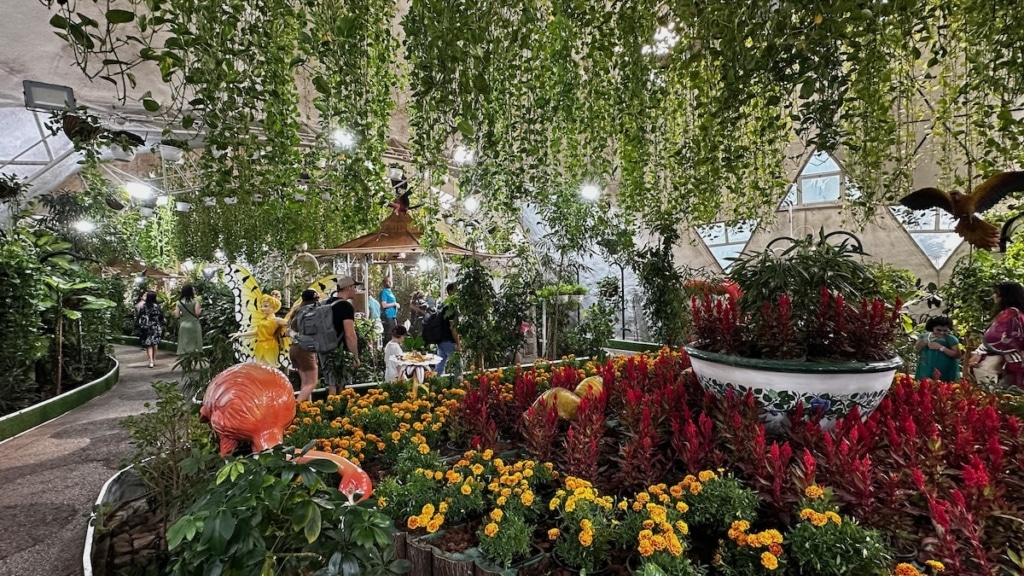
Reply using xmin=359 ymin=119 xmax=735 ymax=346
xmin=685 ymin=346 xmax=902 ymax=431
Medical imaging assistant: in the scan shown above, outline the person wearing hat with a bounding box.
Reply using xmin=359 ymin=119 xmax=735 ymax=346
xmin=319 ymin=276 xmax=362 ymax=395
xmin=289 ymin=289 xmax=321 ymax=401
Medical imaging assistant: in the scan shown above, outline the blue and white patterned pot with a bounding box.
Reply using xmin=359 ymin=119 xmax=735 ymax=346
xmin=684 ymin=346 xmax=903 ymax=432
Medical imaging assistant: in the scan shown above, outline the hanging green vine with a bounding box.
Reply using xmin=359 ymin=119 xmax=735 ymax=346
xmin=37 ymin=0 xmax=1024 ymax=255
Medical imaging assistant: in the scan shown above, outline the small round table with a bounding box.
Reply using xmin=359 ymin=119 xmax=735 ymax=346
xmin=395 ymin=353 xmax=442 ymax=398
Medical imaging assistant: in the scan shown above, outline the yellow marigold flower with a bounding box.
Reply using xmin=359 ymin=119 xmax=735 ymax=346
xmin=651 ymin=534 xmax=667 ymax=551
xmin=547 ymin=528 xmax=559 ymax=540
xmin=471 ymin=464 xmax=484 ymax=475
xmin=895 ymin=563 xmax=923 ymax=576
xmin=407 ymin=516 xmax=420 ymax=530
xmin=632 ymin=500 xmax=644 ymax=512
xmin=799 ymin=508 xmax=815 ymax=521
xmin=642 ymin=519 xmax=655 ymax=529
xmin=636 ymin=492 xmax=651 ymax=504
xmin=667 ymin=535 xmax=683 ymax=557
xmin=669 ymin=485 xmax=683 ymax=499
xmin=810 ymin=512 xmax=828 ymax=527
xmin=763 ymin=529 xmax=783 ymax=544
xmin=376 ymin=442 xmax=386 ymax=451
xmin=521 ymin=492 xmax=534 ymax=506
xmin=434 ymin=471 xmax=443 ymax=481
xmin=484 ymin=522 xmax=499 ymax=537
xmin=549 ymin=497 xmax=561 ymax=510
xmin=482 ymin=449 xmax=494 ymax=460
xmin=580 ymin=519 xmax=593 ymax=530
xmin=731 ymin=520 xmax=750 ymax=532
xmin=390 ymin=431 xmax=401 ymax=441
xmin=578 ymin=531 xmax=593 ymax=547
xmin=426 ymin=520 xmax=441 ymax=533
xmin=565 ymin=499 xmax=576 ymax=512
xmin=617 ymin=500 xmax=628 ymax=510
xmin=638 ymin=541 xmax=655 ymax=557
xmin=675 ymin=501 xmax=689 ymax=514
xmin=377 ymin=497 xmax=387 ymax=508
xmin=698 ymin=470 xmax=717 ymax=482
xmin=490 ymin=509 xmax=503 ymax=522
xmin=675 ymin=520 xmax=689 ymax=535
xmin=760 ymin=552 xmax=779 ymax=570
xmin=302 ymin=417 xmax=313 ymax=425
xmin=460 ymin=484 xmax=473 ymax=496
xmin=421 ymin=503 xmax=435 ymax=516
xmin=712 ymin=553 xmax=722 ymax=565
xmin=439 ymin=501 xmax=449 ymax=513
xmin=689 ymin=482 xmax=703 ymax=495
xmin=804 ymin=485 xmax=825 ymax=500
xmin=496 ymin=496 xmax=507 ymax=506
xmin=925 ymin=560 xmax=945 ymax=572
xmin=417 ymin=443 xmax=430 ymax=455
xmin=825 ymin=511 xmax=842 ymax=525
xmin=423 ymin=469 xmax=434 ymax=480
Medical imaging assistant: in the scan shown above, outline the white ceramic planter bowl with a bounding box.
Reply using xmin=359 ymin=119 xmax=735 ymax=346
xmin=684 ymin=346 xmax=902 ymax=432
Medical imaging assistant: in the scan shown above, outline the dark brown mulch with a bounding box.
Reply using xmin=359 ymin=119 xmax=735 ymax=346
xmin=431 ymin=520 xmax=481 ymax=554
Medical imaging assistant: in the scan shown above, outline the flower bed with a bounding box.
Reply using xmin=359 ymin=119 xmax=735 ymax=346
xmin=283 ymin=351 xmax=1024 ymax=576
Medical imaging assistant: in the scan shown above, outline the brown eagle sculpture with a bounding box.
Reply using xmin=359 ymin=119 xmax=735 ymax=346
xmin=899 ymin=172 xmax=1024 ymax=250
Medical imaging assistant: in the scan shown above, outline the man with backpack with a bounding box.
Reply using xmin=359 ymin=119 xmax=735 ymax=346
xmin=423 ymin=282 xmax=461 ymax=375
xmin=319 ymin=277 xmax=362 ymax=396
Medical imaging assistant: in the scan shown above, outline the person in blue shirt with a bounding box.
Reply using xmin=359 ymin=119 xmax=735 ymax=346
xmin=380 ymin=276 xmax=400 ymax=339
xmin=368 ymin=295 xmax=383 ymax=349
xmin=914 ymin=316 xmax=962 ymax=382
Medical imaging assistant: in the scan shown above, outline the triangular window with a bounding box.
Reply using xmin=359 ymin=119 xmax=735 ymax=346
xmin=889 ymin=206 xmax=963 ymax=269
xmin=696 ymin=220 xmax=757 ymax=271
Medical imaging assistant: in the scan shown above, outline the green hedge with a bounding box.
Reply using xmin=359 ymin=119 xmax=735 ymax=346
xmin=0 ymin=358 xmax=119 ymax=443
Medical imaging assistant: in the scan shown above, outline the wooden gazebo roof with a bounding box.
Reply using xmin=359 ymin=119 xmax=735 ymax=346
xmin=309 ymin=212 xmax=478 ymax=257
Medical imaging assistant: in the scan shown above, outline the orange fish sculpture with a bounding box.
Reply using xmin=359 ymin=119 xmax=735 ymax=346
xmin=201 ymin=363 xmax=372 ymax=503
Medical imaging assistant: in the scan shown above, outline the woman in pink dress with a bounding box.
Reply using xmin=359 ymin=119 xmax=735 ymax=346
xmin=969 ymin=281 xmax=1024 ymax=389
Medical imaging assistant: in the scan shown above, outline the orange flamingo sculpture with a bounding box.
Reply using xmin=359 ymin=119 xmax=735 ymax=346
xmin=201 ymin=363 xmax=372 ymax=503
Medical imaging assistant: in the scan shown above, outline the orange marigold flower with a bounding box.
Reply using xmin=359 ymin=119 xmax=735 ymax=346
xmin=698 ymin=470 xmax=717 ymax=482
xmin=490 ymin=509 xmax=503 ymax=522
xmin=417 ymin=443 xmax=430 ymax=454
xmin=804 ymin=485 xmax=825 ymax=500
xmin=407 ymin=516 xmax=420 ymax=530
xmin=825 ymin=511 xmax=842 ymax=525
xmin=895 ymin=563 xmax=923 ymax=576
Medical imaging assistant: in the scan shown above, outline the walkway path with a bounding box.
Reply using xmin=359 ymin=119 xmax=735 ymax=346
xmin=0 ymin=345 xmax=173 ymax=576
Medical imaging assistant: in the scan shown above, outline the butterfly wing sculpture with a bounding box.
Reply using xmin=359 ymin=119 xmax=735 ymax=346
xmin=899 ymin=172 xmax=1024 ymax=250
xmin=225 ymin=265 xmax=292 ymax=369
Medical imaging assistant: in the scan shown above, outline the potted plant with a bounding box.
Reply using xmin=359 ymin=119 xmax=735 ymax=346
xmin=0 ymin=172 xmax=27 ymax=206
xmin=684 ymin=230 xmax=904 ymax=431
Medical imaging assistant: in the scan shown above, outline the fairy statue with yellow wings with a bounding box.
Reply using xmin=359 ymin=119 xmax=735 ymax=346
xmin=225 ymin=265 xmax=342 ymax=369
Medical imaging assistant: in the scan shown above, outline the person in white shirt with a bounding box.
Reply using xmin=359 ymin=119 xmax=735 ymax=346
xmin=384 ymin=326 xmax=408 ymax=383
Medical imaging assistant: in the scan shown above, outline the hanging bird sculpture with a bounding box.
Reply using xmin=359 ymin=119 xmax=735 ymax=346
xmin=898 ymin=171 xmax=1024 ymax=250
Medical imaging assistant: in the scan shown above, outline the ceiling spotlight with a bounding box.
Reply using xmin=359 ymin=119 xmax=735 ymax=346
xmin=331 ymin=128 xmax=356 ymax=149
xmin=73 ymin=220 xmax=96 ymax=233
xmin=580 ymin=184 xmax=601 ymax=201
xmin=125 ymin=182 xmax=154 ymax=199
xmin=463 ymin=196 xmax=480 ymax=213
xmin=453 ymin=146 xmax=476 ymax=165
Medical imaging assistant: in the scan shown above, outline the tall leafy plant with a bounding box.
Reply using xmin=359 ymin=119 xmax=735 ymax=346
xmin=633 ymin=241 xmax=690 ymax=346
xmin=0 ymin=230 xmax=48 ymax=415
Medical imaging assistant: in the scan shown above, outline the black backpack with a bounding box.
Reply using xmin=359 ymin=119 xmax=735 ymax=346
xmin=422 ymin=305 xmax=450 ymax=345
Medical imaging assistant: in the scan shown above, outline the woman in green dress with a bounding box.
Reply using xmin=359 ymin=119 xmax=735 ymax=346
xmin=174 ymin=285 xmax=203 ymax=354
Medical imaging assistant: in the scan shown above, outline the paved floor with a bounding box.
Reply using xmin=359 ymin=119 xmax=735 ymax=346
xmin=0 ymin=345 xmax=172 ymax=576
